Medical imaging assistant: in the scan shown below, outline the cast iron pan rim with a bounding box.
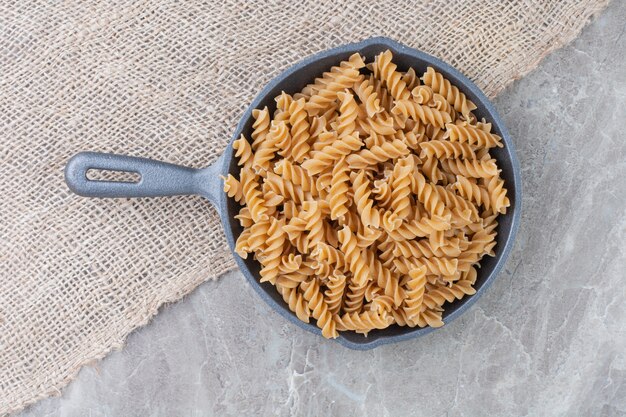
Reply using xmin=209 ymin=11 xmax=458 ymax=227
xmin=218 ymin=36 xmax=522 ymax=350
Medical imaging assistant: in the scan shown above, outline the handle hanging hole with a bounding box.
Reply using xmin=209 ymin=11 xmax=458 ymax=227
xmin=86 ymin=169 xmax=141 ymax=183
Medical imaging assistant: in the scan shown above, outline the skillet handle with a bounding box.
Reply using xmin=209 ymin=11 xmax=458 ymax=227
xmin=65 ymin=152 xmax=202 ymax=199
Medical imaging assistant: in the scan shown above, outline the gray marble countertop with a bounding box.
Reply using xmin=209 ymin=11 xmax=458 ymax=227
xmin=18 ymin=2 xmax=626 ymax=416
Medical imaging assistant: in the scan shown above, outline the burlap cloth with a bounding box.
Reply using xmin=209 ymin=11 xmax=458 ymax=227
xmin=0 ymin=0 xmax=610 ymax=413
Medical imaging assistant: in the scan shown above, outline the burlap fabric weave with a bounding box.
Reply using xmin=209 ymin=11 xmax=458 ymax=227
xmin=0 ymin=0 xmax=609 ymax=413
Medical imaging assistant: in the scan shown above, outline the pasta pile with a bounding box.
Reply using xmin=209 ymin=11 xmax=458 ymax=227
xmin=222 ymin=50 xmax=510 ymax=338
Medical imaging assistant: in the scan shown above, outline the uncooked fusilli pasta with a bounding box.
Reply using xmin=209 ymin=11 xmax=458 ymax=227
xmin=223 ymin=51 xmax=510 ymax=338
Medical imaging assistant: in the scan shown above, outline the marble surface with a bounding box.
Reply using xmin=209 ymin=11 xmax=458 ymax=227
xmin=17 ymin=2 xmax=626 ymax=416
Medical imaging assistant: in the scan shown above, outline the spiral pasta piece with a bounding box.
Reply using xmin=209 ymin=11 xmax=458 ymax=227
xmin=372 ymin=50 xmax=410 ymax=100
xmin=234 ymin=228 xmax=252 ymax=259
xmin=343 ymin=279 xmax=367 ymax=313
xmin=421 ymin=156 xmax=443 ymax=183
xmin=329 ymin=157 xmax=351 ymax=220
xmin=422 ymin=278 xmax=476 ymax=310
xmin=393 ymin=237 xmax=463 ymax=259
xmin=411 ymin=85 xmax=433 ymax=104
xmin=252 ymin=121 xmax=287 ymax=172
xmin=454 ymin=175 xmax=490 ymax=210
xmin=306 ymin=53 xmax=365 ymax=116
xmin=473 ymin=120 xmax=492 ymax=133
xmin=311 ymin=260 xmax=333 ymax=278
xmin=259 ymin=218 xmax=286 ymax=284
xmin=365 ymin=249 xmax=405 ymax=307
xmin=324 ymin=271 xmax=347 ymax=315
xmin=335 ymin=90 xmax=359 ymax=138
xmin=240 ymin=168 xmax=268 ymax=222
xmin=392 ymin=99 xmax=452 ymax=129
xmin=403 ymin=265 xmax=427 ymax=319
xmin=419 ymin=140 xmax=475 ymax=160
xmin=335 ymin=310 xmax=393 ymax=333
xmin=298 ymin=77 xmax=330 ymax=100
xmin=368 ymin=295 xmax=395 ymax=313
xmin=376 ymin=238 xmax=396 ymax=266
xmin=372 ymin=179 xmax=393 ymax=209
xmin=390 ymin=307 xmax=418 ymax=327
xmin=410 ymin=171 xmax=449 ymax=217
xmin=425 ymin=124 xmax=446 ymax=142
xmin=353 ymin=76 xmax=381 ymax=118
xmin=247 ymin=218 xmax=271 ymax=252
xmin=431 ymin=93 xmax=455 ymax=119
xmin=272 ymin=158 xmax=315 ymax=194
xmin=440 ymin=157 xmax=498 ymax=178
xmin=339 ymin=225 xmax=371 ymax=287
xmin=445 ymin=122 xmax=503 ymax=149
xmin=308 ymin=115 xmax=327 ymax=141
xmin=277 ymin=284 xmax=310 ymax=323
xmin=263 ymin=171 xmax=306 ymax=205
xmin=462 ymin=267 xmax=478 ymax=285
xmin=379 ymin=209 xmax=403 ymax=233
xmin=314 ymin=171 xmax=331 ymax=194
xmin=285 ymin=231 xmax=309 ymax=255
xmin=422 ymin=66 xmax=477 ymax=118
xmin=402 ymin=67 xmax=420 ymax=90
xmin=335 ymin=205 xmax=360 ymax=234
xmin=414 ymin=308 xmax=444 ymax=328
xmin=302 ymin=201 xmax=326 ymax=250
xmin=429 ymin=229 xmax=445 ymax=251
xmin=346 ymin=139 xmax=409 ymax=169
xmin=386 ymin=214 xmax=451 ymax=241
xmin=356 ymin=226 xmax=382 ymax=248
xmin=232 ymin=134 xmax=254 ymax=169
xmin=357 ymin=113 xmax=397 ymax=137
xmin=288 ymin=97 xmax=311 ymax=162
xmin=306 ymin=74 xmax=357 ymax=116
xmin=434 ymin=184 xmax=479 ymax=221
xmin=482 ymin=175 xmax=510 ymax=214
xmin=278 ymin=252 xmax=300 ymax=271
xmin=301 ymin=279 xmax=338 ymax=338
xmin=467 ymin=226 xmax=497 ymax=257
xmin=281 ymin=201 xmax=298 ymax=220
xmin=389 ymin=157 xmax=414 ymax=219
xmin=308 ymin=130 xmax=332 ymax=153
xmin=302 ymin=133 xmax=363 ymax=175
xmin=364 ymin=280 xmax=383 ymax=302
xmin=275 ymin=90 xmax=293 ymax=110
xmin=274 ymin=91 xmax=293 ymax=124
xmin=394 ymin=128 xmax=425 ymax=151
xmin=250 ymin=107 xmax=270 ymax=151
xmin=368 ymin=74 xmax=393 ymax=112
xmin=234 ymin=207 xmax=253 ymax=228
xmin=351 ymin=170 xmax=381 ymax=228
xmin=311 ymin=242 xmax=347 ymax=272
xmin=221 ymin=174 xmax=243 ymax=203
xmin=321 ymin=105 xmax=339 ymax=127
xmin=262 ymin=188 xmax=283 ymax=216
xmin=276 ymin=268 xmax=312 ymax=289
